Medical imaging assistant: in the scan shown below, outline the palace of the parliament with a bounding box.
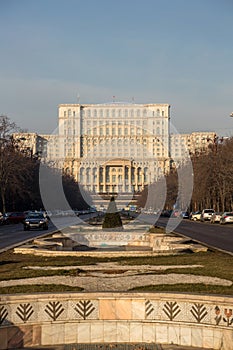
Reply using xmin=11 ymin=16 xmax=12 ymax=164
xmin=14 ymin=102 xmax=216 ymax=195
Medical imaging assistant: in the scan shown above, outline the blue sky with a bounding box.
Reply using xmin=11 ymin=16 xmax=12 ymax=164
xmin=0 ymin=0 xmax=233 ymax=135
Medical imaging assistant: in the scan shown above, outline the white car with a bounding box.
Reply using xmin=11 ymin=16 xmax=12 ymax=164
xmin=200 ymin=209 xmax=215 ymax=221
xmin=190 ymin=211 xmax=201 ymax=221
xmin=220 ymin=212 xmax=233 ymax=225
xmin=210 ymin=212 xmax=222 ymax=223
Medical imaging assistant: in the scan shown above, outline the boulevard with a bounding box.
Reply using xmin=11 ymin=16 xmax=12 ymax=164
xmin=157 ymin=217 xmax=233 ymax=254
xmin=1 ymin=214 xmax=233 ymax=254
xmin=0 ymin=213 xmax=94 ymax=253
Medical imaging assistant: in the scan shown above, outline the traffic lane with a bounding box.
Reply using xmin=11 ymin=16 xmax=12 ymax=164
xmin=0 ymin=213 xmax=97 ymax=252
xmin=157 ymin=217 xmax=233 ymax=253
xmin=0 ymin=222 xmax=56 ymax=251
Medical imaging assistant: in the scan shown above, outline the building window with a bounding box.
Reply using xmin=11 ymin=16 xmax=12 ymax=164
xmin=99 ymin=168 xmax=103 ymax=182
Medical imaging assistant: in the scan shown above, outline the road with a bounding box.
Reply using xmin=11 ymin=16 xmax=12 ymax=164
xmin=0 ymin=215 xmax=233 ymax=254
xmin=0 ymin=213 xmax=95 ymax=253
xmin=156 ymin=217 xmax=233 ymax=254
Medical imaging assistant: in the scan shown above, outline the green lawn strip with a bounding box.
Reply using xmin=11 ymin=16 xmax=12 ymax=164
xmin=118 ymin=251 xmax=233 ymax=281
xmin=0 ymin=249 xmax=108 ymax=266
xmin=0 ymin=250 xmax=233 ymax=296
xmin=0 ymin=267 xmax=87 ymax=281
xmin=129 ymin=283 xmax=233 ymax=295
xmin=0 ymin=284 xmax=83 ymax=294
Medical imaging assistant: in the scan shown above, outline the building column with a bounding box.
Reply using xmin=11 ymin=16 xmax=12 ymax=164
xmin=141 ymin=167 xmax=144 ymax=189
xmin=128 ymin=166 xmax=132 ymax=192
xmin=122 ymin=166 xmax=125 ymax=192
xmin=96 ymin=166 xmax=100 ymax=193
xmin=103 ymin=166 xmax=106 ymax=193
xmin=135 ymin=166 xmax=138 ymax=192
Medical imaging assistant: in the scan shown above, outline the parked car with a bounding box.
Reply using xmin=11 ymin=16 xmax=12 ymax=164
xmin=161 ymin=210 xmax=172 ymax=217
xmin=200 ymin=209 xmax=215 ymax=222
xmin=0 ymin=212 xmax=3 ymax=225
xmin=210 ymin=212 xmax=223 ymax=223
xmin=190 ymin=211 xmax=201 ymax=221
xmin=180 ymin=211 xmax=189 ymax=219
xmin=220 ymin=212 xmax=233 ymax=225
xmin=23 ymin=212 xmax=49 ymax=231
xmin=3 ymin=212 xmax=26 ymax=224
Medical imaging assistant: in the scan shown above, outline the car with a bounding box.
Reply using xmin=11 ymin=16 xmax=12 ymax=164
xmin=23 ymin=212 xmax=49 ymax=231
xmin=190 ymin=211 xmax=201 ymax=221
xmin=180 ymin=211 xmax=189 ymax=219
xmin=161 ymin=210 xmax=172 ymax=217
xmin=200 ymin=209 xmax=215 ymax=222
xmin=171 ymin=210 xmax=181 ymax=218
xmin=210 ymin=212 xmax=222 ymax=223
xmin=220 ymin=212 xmax=233 ymax=225
xmin=3 ymin=212 xmax=26 ymax=224
xmin=0 ymin=212 xmax=3 ymax=225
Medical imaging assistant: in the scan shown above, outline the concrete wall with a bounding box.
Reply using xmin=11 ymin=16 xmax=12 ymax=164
xmin=0 ymin=292 xmax=233 ymax=349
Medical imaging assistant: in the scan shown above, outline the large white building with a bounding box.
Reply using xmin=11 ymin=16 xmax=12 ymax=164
xmin=57 ymin=102 xmax=171 ymax=193
xmin=13 ymin=102 xmax=216 ymax=195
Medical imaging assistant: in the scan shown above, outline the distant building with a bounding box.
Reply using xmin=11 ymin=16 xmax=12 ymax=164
xmin=170 ymin=131 xmax=217 ymax=164
xmin=13 ymin=103 xmax=217 ymax=195
xmin=12 ymin=132 xmax=48 ymax=159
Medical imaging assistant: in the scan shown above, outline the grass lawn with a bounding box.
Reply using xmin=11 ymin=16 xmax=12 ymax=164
xmin=0 ymin=247 xmax=233 ymax=295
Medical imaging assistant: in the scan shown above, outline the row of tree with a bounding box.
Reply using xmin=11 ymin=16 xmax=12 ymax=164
xmin=138 ymin=136 xmax=233 ymax=213
xmin=99 ymin=137 xmax=233 ymax=214
xmin=0 ymin=115 xmax=89 ymax=214
xmin=190 ymin=137 xmax=233 ymax=212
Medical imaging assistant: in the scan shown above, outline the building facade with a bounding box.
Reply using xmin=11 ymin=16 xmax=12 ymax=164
xmin=12 ymin=132 xmax=48 ymax=159
xmin=13 ymin=102 xmax=217 ymax=195
xmin=170 ymin=131 xmax=217 ymax=164
xmin=58 ymin=103 xmax=171 ymax=193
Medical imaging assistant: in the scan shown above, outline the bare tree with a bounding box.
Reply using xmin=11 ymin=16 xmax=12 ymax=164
xmin=0 ymin=115 xmax=32 ymax=213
